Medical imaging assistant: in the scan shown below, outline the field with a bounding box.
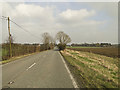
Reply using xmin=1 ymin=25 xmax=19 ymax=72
xmin=61 ymin=49 xmax=119 ymax=88
xmin=67 ymin=46 xmax=119 ymax=58
xmin=67 ymin=46 xmax=102 ymax=48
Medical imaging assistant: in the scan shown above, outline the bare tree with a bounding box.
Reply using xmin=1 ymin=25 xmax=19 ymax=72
xmin=42 ymin=32 xmax=53 ymax=50
xmin=42 ymin=32 xmax=50 ymax=45
xmin=56 ymin=31 xmax=71 ymax=50
xmin=49 ymin=36 xmax=55 ymax=49
xmin=56 ymin=31 xmax=71 ymax=45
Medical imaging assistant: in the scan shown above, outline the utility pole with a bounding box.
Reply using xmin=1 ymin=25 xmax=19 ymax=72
xmin=8 ymin=17 xmax=12 ymax=57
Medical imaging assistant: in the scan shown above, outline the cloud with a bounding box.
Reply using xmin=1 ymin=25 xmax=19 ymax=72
xmin=59 ymin=9 xmax=95 ymax=20
xmin=58 ymin=9 xmax=105 ymax=28
xmin=1 ymin=2 xmax=118 ymax=44
xmin=2 ymin=3 xmax=58 ymax=43
xmin=56 ymin=6 xmax=117 ymax=44
xmin=12 ymin=4 xmax=54 ymax=19
xmin=88 ymin=2 xmax=118 ymax=18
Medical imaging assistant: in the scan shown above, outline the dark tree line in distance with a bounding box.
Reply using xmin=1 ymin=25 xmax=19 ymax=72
xmin=70 ymin=43 xmax=112 ymax=47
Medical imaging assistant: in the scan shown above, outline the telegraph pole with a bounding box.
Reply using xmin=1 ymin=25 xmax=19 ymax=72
xmin=8 ymin=17 xmax=12 ymax=57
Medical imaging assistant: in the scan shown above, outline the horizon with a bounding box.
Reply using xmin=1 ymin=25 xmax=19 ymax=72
xmin=1 ymin=42 xmax=119 ymax=45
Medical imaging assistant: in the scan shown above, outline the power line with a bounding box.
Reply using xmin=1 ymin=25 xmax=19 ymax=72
xmin=2 ymin=16 xmax=7 ymax=19
xmin=1 ymin=16 xmax=8 ymax=20
xmin=1 ymin=17 xmax=7 ymax=20
xmin=10 ymin=19 xmax=41 ymax=40
xmin=1 ymin=16 xmax=41 ymax=40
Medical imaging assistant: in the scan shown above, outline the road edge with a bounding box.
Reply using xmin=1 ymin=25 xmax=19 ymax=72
xmin=1 ymin=50 xmax=49 ymax=66
xmin=1 ymin=52 xmax=40 ymax=67
xmin=58 ymin=51 xmax=78 ymax=88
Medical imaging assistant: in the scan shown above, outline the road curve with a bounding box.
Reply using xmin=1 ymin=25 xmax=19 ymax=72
xmin=2 ymin=50 xmax=74 ymax=88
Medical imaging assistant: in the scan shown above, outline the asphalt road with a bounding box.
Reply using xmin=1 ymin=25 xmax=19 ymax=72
xmin=2 ymin=49 xmax=74 ymax=88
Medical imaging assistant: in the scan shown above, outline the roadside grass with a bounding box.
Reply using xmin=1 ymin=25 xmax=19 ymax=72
xmin=0 ymin=48 xmax=2 ymax=56
xmin=0 ymin=48 xmax=1 ymax=61
xmin=0 ymin=52 xmax=40 ymax=65
xmin=2 ymin=48 xmax=8 ymax=57
xmin=61 ymin=49 xmax=118 ymax=88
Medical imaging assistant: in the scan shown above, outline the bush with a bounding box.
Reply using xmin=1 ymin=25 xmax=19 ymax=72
xmin=2 ymin=43 xmax=41 ymax=60
xmin=57 ymin=43 xmax=66 ymax=51
xmin=40 ymin=44 xmax=50 ymax=51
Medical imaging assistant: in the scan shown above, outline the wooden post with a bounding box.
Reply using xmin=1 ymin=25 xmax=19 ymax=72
xmin=8 ymin=17 xmax=12 ymax=57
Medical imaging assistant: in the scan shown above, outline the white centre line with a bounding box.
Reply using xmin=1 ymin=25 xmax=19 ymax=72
xmin=26 ymin=63 xmax=36 ymax=71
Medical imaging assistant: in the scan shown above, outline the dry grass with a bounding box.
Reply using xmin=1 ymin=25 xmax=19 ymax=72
xmin=61 ymin=49 xmax=118 ymax=88
xmin=0 ymin=52 xmax=40 ymax=65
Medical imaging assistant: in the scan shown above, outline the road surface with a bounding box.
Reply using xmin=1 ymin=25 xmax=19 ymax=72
xmin=2 ymin=49 xmax=75 ymax=88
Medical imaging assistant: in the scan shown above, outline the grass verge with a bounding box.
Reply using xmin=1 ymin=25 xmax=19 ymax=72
xmin=60 ymin=49 xmax=119 ymax=88
xmin=61 ymin=52 xmax=88 ymax=88
xmin=0 ymin=52 xmax=40 ymax=65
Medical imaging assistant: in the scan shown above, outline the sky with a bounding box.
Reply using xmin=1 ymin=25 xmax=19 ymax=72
xmin=0 ymin=2 xmax=118 ymax=44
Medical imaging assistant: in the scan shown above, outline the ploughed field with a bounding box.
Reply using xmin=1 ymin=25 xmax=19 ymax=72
xmin=67 ymin=47 xmax=119 ymax=58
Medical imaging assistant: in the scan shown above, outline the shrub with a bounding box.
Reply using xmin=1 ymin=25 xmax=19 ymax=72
xmin=57 ymin=43 xmax=66 ymax=51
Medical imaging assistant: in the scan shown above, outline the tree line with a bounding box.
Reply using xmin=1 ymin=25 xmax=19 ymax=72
xmin=2 ymin=31 xmax=71 ymax=60
xmin=70 ymin=43 xmax=112 ymax=47
xmin=41 ymin=31 xmax=71 ymax=50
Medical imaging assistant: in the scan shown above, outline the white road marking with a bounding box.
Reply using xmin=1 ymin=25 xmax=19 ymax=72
xmin=58 ymin=52 xmax=78 ymax=88
xmin=26 ymin=63 xmax=36 ymax=71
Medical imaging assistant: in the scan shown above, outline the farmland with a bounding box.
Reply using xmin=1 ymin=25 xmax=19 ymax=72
xmin=67 ymin=46 xmax=119 ymax=58
xmin=61 ymin=49 xmax=119 ymax=88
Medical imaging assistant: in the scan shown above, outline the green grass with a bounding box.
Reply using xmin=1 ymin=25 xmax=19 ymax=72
xmin=61 ymin=50 xmax=118 ymax=88
xmin=0 ymin=49 xmax=2 ymax=56
xmin=2 ymin=48 xmax=8 ymax=56
xmin=0 ymin=48 xmax=2 ymax=59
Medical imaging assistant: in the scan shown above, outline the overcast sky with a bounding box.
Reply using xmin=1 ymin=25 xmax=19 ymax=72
xmin=0 ymin=2 xmax=118 ymax=44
